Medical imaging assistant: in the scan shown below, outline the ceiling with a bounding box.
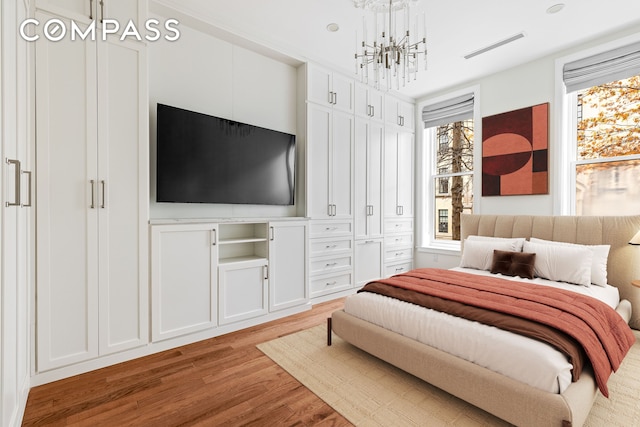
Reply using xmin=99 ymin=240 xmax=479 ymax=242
xmin=151 ymin=0 xmax=640 ymax=100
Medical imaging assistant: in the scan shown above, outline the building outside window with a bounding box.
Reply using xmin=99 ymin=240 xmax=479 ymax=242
xmin=438 ymin=209 xmax=449 ymax=233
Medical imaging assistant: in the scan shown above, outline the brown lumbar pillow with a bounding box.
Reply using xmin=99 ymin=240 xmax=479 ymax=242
xmin=491 ymin=250 xmax=536 ymax=280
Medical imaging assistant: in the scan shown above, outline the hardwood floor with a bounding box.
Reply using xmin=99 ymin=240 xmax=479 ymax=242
xmin=23 ymin=299 xmax=353 ymax=426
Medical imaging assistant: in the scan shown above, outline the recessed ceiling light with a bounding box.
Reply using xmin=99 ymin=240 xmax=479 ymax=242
xmin=546 ymin=3 xmax=565 ymax=14
xmin=326 ymin=23 xmax=340 ymax=32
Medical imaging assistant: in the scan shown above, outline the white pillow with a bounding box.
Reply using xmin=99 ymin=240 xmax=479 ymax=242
xmin=523 ymin=241 xmax=594 ymax=287
xmin=529 ymin=237 xmax=610 ymax=287
xmin=467 ymin=235 xmax=526 ymax=252
xmin=460 ymin=239 xmax=519 ymax=271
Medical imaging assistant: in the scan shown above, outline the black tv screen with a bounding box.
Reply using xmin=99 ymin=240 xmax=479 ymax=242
xmin=156 ymin=104 xmax=296 ymax=205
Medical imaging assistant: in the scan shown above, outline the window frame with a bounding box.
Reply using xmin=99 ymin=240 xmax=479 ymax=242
xmin=554 ymin=33 xmax=640 ymax=215
xmin=416 ymin=85 xmax=481 ymax=252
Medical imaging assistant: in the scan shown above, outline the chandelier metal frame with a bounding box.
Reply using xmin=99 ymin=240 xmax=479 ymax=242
xmin=354 ymin=0 xmax=427 ymax=90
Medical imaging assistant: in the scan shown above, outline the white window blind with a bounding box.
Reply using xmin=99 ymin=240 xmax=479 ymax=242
xmin=563 ymin=41 xmax=640 ymax=93
xmin=422 ymin=93 xmax=474 ymax=129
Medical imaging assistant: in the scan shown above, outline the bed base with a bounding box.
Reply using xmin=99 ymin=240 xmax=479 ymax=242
xmin=330 ymin=309 xmax=601 ymax=427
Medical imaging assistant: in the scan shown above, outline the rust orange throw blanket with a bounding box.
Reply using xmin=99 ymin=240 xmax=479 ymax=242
xmin=361 ymin=268 xmax=635 ymax=397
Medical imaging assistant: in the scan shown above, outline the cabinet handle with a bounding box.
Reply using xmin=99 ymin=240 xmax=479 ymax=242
xmin=21 ymin=170 xmax=32 ymax=207
xmin=334 ymin=92 xmax=338 ymax=105
xmin=100 ymin=180 xmax=106 ymax=208
xmin=371 ymin=105 xmax=375 ymax=117
xmin=5 ymin=159 xmax=21 ymax=207
xmin=332 ymin=204 xmax=337 ymax=216
xmin=326 ymin=281 xmax=337 ymax=287
xmin=211 ymin=229 xmax=217 ymax=246
xmin=395 ymin=267 xmax=405 ymax=272
xmin=99 ymin=0 xmax=104 ymax=23
xmin=264 ymin=265 xmax=269 ymax=280
xmin=89 ymin=0 xmax=93 ymax=19
xmin=269 ymin=226 xmax=275 ymax=241
xmin=325 ymin=262 xmax=337 ymax=267
xmin=89 ymin=180 xmax=96 ymax=209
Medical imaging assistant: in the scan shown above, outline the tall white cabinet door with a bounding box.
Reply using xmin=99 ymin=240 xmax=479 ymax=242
xmin=307 ymin=103 xmax=331 ymax=219
xmin=2 ymin=0 xmax=32 ymax=422
xmin=97 ymin=37 xmax=148 ymax=355
xmin=269 ymin=221 xmax=308 ymax=311
xmin=396 ymin=131 xmax=414 ymax=217
xmin=384 ymin=129 xmax=414 ymax=218
xmin=35 ymin=15 xmax=100 ymax=371
xmin=331 ymin=110 xmax=353 ymax=219
xmin=355 ymin=119 xmax=383 ymax=239
xmin=151 ymin=224 xmax=218 ymax=342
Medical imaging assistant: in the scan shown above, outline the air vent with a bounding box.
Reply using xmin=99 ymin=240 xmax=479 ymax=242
xmin=464 ymin=33 xmax=525 ymax=60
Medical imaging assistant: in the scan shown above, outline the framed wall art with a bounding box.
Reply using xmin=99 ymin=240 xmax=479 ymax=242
xmin=482 ymin=103 xmax=549 ymax=196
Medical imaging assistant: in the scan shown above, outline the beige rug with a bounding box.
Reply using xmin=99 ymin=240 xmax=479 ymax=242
xmin=257 ymin=325 xmax=640 ymax=427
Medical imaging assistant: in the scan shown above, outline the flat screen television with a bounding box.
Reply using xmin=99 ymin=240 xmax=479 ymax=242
xmin=156 ymin=103 xmax=296 ymax=205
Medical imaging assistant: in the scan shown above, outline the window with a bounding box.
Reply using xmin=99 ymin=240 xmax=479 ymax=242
xmin=559 ymin=40 xmax=640 ymax=215
xmin=438 ymin=168 xmax=449 ymax=194
xmin=438 ymin=209 xmax=449 ymax=233
xmin=574 ymin=76 xmax=640 ymax=215
xmin=421 ymin=91 xmax=477 ymax=246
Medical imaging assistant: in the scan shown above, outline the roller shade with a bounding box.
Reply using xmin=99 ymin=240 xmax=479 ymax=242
xmin=563 ymin=41 xmax=640 ymax=93
xmin=422 ymin=93 xmax=474 ymax=129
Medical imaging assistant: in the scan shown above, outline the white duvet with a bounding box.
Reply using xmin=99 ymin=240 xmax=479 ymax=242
xmin=343 ymin=267 xmax=620 ymax=393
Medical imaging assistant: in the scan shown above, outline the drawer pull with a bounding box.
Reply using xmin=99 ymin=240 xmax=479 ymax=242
xmin=325 ymin=262 xmax=338 ymax=267
xmin=326 ymin=281 xmax=337 ymax=287
xmin=325 ymin=244 xmax=338 ymax=249
xmin=395 ymin=267 xmax=405 ymax=272
xmin=395 ymin=252 xmax=404 ymax=256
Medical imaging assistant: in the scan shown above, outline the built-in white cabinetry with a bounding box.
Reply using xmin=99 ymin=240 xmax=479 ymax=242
xmin=34 ymin=0 xmax=146 ymax=35
xmin=35 ymin=9 xmax=148 ymax=371
xmin=2 ymin=0 xmax=32 ymax=423
xmin=218 ymin=223 xmax=269 ymax=325
xmin=384 ymin=218 xmax=414 ymax=275
xmin=151 ymin=224 xmax=217 ymax=342
xmin=354 ymin=118 xmax=383 ymax=240
xmin=384 ymin=129 xmax=414 ymax=218
xmin=269 ymin=221 xmax=308 ymax=311
xmin=307 ymin=103 xmax=353 ymax=220
xmin=355 ymin=82 xmax=384 ymax=122
xmin=308 ymin=220 xmax=354 ymax=299
xmin=150 ymin=220 xmax=308 ymax=342
xmin=354 ymin=112 xmax=384 ymax=289
xmin=385 ymin=96 xmax=415 ymax=129
xmin=307 ymin=64 xmax=354 ymax=113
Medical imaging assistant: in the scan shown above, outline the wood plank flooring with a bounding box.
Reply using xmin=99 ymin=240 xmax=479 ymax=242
xmin=23 ymin=299 xmax=353 ymax=426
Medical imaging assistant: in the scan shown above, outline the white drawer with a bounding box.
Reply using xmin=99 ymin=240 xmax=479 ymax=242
xmin=385 ymin=218 xmax=413 ymax=234
xmin=384 ymin=247 xmax=412 ymax=263
xmin=309 ymin=221 xmax=352 ymax=238
xmin=385 ymin=261 xmax=413 ymax=277
xmin=309 ymin=254 xmax=352 ymax=276
xmin=385 ymin=233 xmax=413 ymax=247
xmin=310 ymin=272 xmax=352 ymax=297
xmin=309 ymin=237 xmax=352 ymax=257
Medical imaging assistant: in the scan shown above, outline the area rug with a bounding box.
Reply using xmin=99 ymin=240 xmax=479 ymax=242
xmin=257 ymin=324 xmax=640 ymax=426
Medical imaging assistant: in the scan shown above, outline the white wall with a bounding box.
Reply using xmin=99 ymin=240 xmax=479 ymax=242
xmin=148 ymin=16 xmax=302 ymax=219
xmin=415 ymin=25 xmax=640 ymax=268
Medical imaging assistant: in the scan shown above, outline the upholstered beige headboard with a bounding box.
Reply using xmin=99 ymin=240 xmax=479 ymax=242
xmin=461 ymin=214 xmax=640 ymax=330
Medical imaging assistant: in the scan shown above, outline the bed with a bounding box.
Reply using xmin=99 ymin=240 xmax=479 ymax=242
xmin=330 ymin=214 xmax=640 ymax=427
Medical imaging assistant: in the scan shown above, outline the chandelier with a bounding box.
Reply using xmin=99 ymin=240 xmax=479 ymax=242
xmin=354 ymin=0 xmax=427 ymax=90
